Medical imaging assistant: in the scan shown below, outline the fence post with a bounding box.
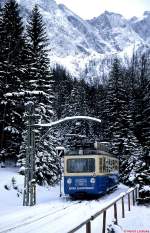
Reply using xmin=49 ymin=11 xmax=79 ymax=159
xmin=102 ymin=210 xmax=107 ymax=233
xmin=128 ymin=193 xmax=131 ymax=211
xmin=86 ymin=221 xmax=91 ymax=233
xmin=114 ymin=203 xmax=118 ymax=225
xmin=121 ymin=196 xmax=125 ymax=218
xmin=67 ymin=187 xmax=138 ymax=233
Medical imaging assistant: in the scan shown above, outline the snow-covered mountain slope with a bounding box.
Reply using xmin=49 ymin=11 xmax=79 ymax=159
xmin=88 ymin=11 xmax=144 ymax=52
xmin=1 ymin=0 xmax=150 ymax=80
xmin=15 ymin=0 xmax=114 ymax=79
xmin=16 ymin=0 xmax=111 ymax=57
xmin=129 ymin=11 xmax=150 ymax=44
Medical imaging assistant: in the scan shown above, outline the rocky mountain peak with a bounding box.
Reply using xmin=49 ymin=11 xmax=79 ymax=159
xmin=0 ymin=0 xmax=149 ymax=81
xmin=90 ymin=11 xmax=127 ymax=29
xmin=129 ymin=11 xmax=150 ymax=43
xmin=88 ymin=11 xmax=144 ymax=53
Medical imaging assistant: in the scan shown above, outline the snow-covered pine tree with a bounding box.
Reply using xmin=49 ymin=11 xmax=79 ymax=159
xmin=120 ymin=131 xmax=144 ymax=185
xmin=64 ymin=79 xmax=88 ymax=117
xmin=0 ymin=6 xmax=5 ymax=165
xmin=124 ymin=53 xmax=150 ymax=146
xmin=52 ymin=65 xmax=73 ymax=119
xmin=105 ymin=58 xmax=129 ymax=155
xmin=142 ymin=55 xmax=150 ymax=147
xmin=104 ymin=58 xmax=145 ymax=186
xmin=138 ymin=58 xmax=150 ymax=198
xmin=87 ymin=83 xmax=107 ymax=140
xmin=18 ymin=5 xmax=60 ymax=185
xmin=0 ymin=0 xmax=25 ymax=163
xmin=0 ymin=6 xmax=4 ymax=108
xmin=128 ymin=145 xmax=150 ymax=197
xmin=59 ymin=79 xmax=92 ymax=148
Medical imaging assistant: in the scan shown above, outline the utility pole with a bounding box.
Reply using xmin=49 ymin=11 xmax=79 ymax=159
xmin=23 ymin=102 xmax=36 ymax=206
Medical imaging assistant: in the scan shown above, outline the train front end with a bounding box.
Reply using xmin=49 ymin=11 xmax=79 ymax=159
xmin=64 ymin=142 xmax=119 ymax=197
xmin=64 ymin=155 xmax=99 ymax=196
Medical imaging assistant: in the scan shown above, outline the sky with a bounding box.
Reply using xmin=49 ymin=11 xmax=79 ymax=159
xmin=55 ymin=0 xmax=150 ymax=19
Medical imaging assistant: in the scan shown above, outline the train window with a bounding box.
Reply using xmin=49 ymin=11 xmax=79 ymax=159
xmin=114 ymin=160 xmax=118 ymax=170
xmin=109 ymin=159 xmax=113 ymax=172
xmin=103 ymin=157 xmax=106 ymax=173
xmin=67 ymin=158 xmax=95 ymax=173
xmin=105 ymin=159 xmax=109 ymax=173
xmin=101 ymin=158 xmax=119 ymax=173
xmin=112 ymin=160 xmax=115 ymax=166
xmin=104 ymin=158 xmax=112 ymax=173
xmin=108 ymin=159 xmax=110 ymax=172
xmin=99 ymin=158 xmax=103 ymax=173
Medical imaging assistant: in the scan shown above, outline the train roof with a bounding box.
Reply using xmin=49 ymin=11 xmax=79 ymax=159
xmin=65 ymin=141 xmax=114 ymax=156
xmin=65 ymin=149 xmax=117 ymax=158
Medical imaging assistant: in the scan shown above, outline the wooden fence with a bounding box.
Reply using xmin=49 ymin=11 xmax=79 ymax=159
xmin=67 ymin=186 xmax=139 ymax=233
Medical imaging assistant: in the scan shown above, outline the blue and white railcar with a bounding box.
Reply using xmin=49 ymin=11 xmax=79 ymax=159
xmin=64 ymin=143 xmax=119 ymax=197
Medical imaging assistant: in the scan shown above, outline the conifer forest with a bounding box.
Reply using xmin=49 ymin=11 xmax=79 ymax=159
xmin=0 ymin=0 xmax=150 ymax=198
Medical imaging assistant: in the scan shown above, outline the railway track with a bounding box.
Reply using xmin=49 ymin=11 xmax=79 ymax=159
xmin=0 ymin=185 xmax=128 ymax=233
xmin=0 ymin=200 xmax=82 ymax=233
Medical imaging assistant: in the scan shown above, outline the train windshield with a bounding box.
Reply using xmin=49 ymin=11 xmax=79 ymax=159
xmin=67 ymin=158 xmax=95 ymax=173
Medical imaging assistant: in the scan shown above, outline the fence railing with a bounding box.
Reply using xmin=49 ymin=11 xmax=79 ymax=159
xmin=67 ymin=186 xmax=139 ymax=233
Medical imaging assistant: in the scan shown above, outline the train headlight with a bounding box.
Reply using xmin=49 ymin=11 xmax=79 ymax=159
xmin=67 ymin=178 xmax=72 ymax=185
xmin=90 ymin=178 xmax=96 ymax=184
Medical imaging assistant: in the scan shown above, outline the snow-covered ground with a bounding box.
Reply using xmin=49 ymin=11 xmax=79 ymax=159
xmin=119 ymin=205 xmax=150 ymax=231
xmin=0 ymin=167 xmax=149 ymax=233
